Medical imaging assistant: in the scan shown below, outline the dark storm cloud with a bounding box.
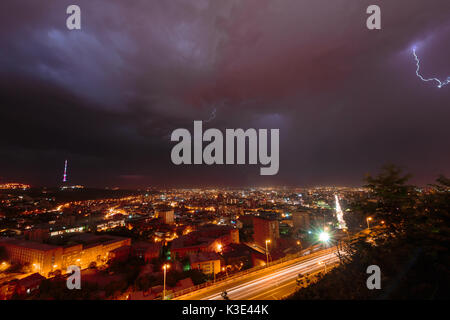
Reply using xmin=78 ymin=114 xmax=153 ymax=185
xmin=0 ymin=0 xmax=449 ymax=187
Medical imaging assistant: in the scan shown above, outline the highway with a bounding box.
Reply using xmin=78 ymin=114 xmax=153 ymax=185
xmin=174 ymin=248 xmax=339 ymax=300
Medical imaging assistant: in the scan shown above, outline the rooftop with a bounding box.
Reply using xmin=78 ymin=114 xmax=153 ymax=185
xmin=0 ymin=237 xmax=59 ymax=251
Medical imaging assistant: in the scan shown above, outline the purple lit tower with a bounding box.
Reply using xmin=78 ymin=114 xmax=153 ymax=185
xmin=63 ymin=160 xmax=68 ymax=183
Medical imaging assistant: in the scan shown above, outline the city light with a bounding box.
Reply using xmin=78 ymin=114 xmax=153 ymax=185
xmin=367 ymin=217 xmax=372 ymax=229
xmin=0 ymin=261 xmax=9 ymax=271
xmin=162 ymin=263 xmax=170 ymax=300
xmin=319 ymin=231 xmax=330 ymax=243
xmin=335 ymin=194 xmax=347 ymax=230
xmin=0 ymin=183 xmax=31 ymax=190
xmin=265 ymin=239 xmax=271 ymax=267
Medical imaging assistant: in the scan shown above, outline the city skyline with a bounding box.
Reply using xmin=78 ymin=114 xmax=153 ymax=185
xmin=0 ymin=0 xmax=448 ymax=305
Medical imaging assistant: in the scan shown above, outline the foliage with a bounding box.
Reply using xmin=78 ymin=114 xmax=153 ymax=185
xmin=361 ymin=164 xmax=417 ymax=233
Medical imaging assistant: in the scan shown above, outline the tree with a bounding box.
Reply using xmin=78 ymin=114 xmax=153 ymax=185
xmin=343 ymin=208 xmax=365 ymax=232
xmin=184 ymin=269 xmax=208 ymax=285
xmin=362 ymin=164 xmax=417 ymax=233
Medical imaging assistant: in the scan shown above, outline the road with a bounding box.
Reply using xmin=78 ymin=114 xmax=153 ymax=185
xmin=175 ymin=248 xmax=339 ymax=300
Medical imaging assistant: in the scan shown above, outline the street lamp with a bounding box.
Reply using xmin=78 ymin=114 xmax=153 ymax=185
xmin=318 ymin=231 xmax=330 ymax=243
xmin=366 ymin=217 xmax=372 ymax=230
xmin=217 ymin=244 xmax=223 ymax=252
xmin=296 ymin=240 xmax=302 ymax=251
xmin=222 ymin=266 xmax=228 ymax=278
xmin=162 ymin=264 xmax=170 ymax=300
xmin=265 ymin=239 xmax=271 ymax=267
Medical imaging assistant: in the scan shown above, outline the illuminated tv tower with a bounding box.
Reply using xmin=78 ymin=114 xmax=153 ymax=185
xmin=63 ymin=160 xmax=68 ymax=183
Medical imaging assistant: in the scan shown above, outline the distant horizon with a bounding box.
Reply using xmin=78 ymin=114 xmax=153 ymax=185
xmin=0 ymin=178 xmax=439 ymax=190
xmin=2 ymin=164 xmax=446 ymax=190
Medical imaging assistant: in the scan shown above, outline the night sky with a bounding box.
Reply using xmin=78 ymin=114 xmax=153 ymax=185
xmin=0 ymin=0 xmax=449 ymax=188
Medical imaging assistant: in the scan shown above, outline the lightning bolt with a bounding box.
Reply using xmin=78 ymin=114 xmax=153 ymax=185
xmin=204 ymin=108 xmax=217 ymax=123
xmin=413 ymin=47 xmax=450 ymax=88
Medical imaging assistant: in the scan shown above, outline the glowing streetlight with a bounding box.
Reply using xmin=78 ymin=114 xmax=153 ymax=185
xmin=265 ymin=239 xmax=271 ymax=267
xmin=222 ymin=266 xmax=228 ymax=277
xmin=162 ymin=264 xmax=170 ymax=300
xmin=367 ymin=217 xmax=372 ymax=229
xmin=0 ymin=261 xmax=8 ymax=271
xmin=318 ymin=231 xmax=330 ymax=243
xmin=217 ymin=244 xmax=223 ymax=252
